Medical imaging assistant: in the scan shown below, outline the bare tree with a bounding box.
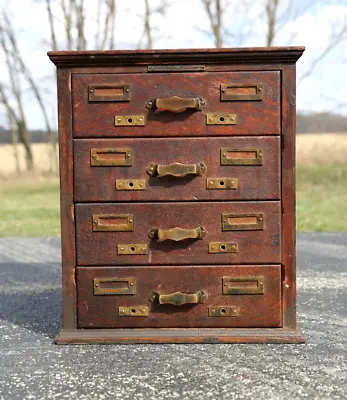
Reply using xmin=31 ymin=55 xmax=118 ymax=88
xmin=202 ymin=0 xmax=223 ymax=48
xmin=46 ymin=0 xmax=117 ymax=51
xmin=0 ymin=84 xmax=20 ymax=173
xmin=298 ymin=19 xmax=347 ymax=85
xmin=137 ymin=0 xmax=169 ymax=49
xmin=1 ymin=10 xmax=58 ymax=172
xmin=0 ymin=21 xmax=33 ymax=171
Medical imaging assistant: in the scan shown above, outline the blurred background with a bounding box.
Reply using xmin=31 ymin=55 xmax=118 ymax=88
xmin=0 ymin=0 xmax=346 ymax=236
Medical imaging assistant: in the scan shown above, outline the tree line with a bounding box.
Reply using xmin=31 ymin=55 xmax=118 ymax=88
xmin=0 ymin=0 xmax=346 ymax=173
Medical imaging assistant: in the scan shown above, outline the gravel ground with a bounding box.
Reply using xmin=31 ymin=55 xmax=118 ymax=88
xmin=0 ymin=233 xmax=346 ymax=399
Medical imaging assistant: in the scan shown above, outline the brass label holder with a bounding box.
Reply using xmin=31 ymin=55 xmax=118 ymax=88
xmin=115 ymin=115 xmax=145 ymax=126
xmin=206 ymin=113 xmax=237 ymax=125
xmin=93 ymin=214 xmax=133 ymax=232
xmin=119 ymin=306 xmax=149 ymax=316
xmin=206 ymin=178 xmax=238 ymax=190
xmin=148 ymin=65 xmax=205 ymax=72
xmin=220 ymin=83 xmax=263 ymax=101
xmin=117 ymin=244 xmax=148 ymax=255
xmin=115 ymin=179 xmax=146 ymax=191
xmin=89 ymin=83 xmax=130 ymax=102
xmin=93 ymin=277 xmax=136 ymax=295
xmin=209 ymin=306 xmax=240 ymax=317
xmin=221 ymin=148 xmax=263 ymax=166
xmin=223 ymin=276 xmax=265 ymax=295
xmin=222 ymin=213 xmax=264 ymax=231
xmin=208 ymin=242 xmax=239 ymax=254
xmin=90 ymin=147 xmax=132 ymax=167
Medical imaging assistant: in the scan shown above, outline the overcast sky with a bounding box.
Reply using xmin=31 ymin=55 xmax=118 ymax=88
xmin=0 ymin=0 xmax=346 ymax=130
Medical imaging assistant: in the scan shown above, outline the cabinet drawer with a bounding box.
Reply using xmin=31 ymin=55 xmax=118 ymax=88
xmin=72 ymin=71 xmax=280 ymax=137
xmin=77 ymin=265 xmax=282 ymax=328
xmin=74 ymin=136 xmax=280 ymax=202
xmin=75 ymin=201 xmax=281 ymax=265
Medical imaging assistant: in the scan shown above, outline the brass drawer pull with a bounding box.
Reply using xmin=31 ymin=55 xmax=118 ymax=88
xmin=147 ymin=162 xmax=206 ymax=177
xmin=149 ymin=226 xmax=207 ymax=242
xmin=150 ymin=290 xmax=207 ymax=306
xmin=147 ymin=96 xmax=205 ymax=113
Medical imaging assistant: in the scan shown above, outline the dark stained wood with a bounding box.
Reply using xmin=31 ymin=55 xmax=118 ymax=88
xmin=55 ymin=328 xmax=305 ymax=344
xmin=77 ymin=265 xmax=282 ymax=328
xmin=50 ymin=47 xmax=305 ymax=344
xmin=73 ymin=136 xmax=281 ymax=202
xmin=72 ymin=71 xmax=280 ymax=137
xmin=75 ymin=201 xmax=281 ymax=266
xmin=48 ymin=46 xmax=305 ymax=67
xmin=57 ymin=68 xmax=77 ymax=329
xmin=281 ymin=65 xmax=297 ymax=329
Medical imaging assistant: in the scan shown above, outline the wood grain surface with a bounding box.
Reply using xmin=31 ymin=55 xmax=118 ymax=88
xmin=72 ymin=71 xmax=280 ymax=137
xmin=75 ymin=201 xmax=281 ymax=265
xmin=73 ymin=136 xmax=281 ymax=202
xmin=76 ymin=265 xmax=282 ymax=328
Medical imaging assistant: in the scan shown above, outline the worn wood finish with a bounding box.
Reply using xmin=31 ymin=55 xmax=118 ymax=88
xmin=48 ymin=46 xmax=305 ymax=67
xmin=73 ymin=136 xmax=280 ymax=202
xmin=57 ymin=69 xmax=77 ymax=329
xmin=281 ymin=65 xmax=297 ymax=329
xmin=49 ymin=47 xmax=305 ymax=344
xmin=55 ymin=328 xmax=305 ymax=344
xmin=77 ymin=265 xmax=282 ymax=328
xmin=75 ymin=201 xmax=281 ymax=266
xmin=73 ymin=71 xmax=280 ymax=137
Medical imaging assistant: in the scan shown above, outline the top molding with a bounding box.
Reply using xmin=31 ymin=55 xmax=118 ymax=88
xmin=48 ymin=46 xmax=305 ymax=67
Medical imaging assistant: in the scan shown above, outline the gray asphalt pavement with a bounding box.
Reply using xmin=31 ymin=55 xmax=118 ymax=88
xmin=0 ymin=233 xmax=346 ymax=399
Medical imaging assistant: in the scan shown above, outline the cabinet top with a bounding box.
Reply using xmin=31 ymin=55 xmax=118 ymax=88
xmin=48 ymin=46 xmax=305 ymax=67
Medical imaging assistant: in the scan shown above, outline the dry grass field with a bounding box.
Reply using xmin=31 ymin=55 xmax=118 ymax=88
xmin=296 ymin=133 xmax=347 ymax=165
xmin=0 ymin=143 xmax=58 ymax=178
xmin=0 ymin=133 xmax=346 ymax=235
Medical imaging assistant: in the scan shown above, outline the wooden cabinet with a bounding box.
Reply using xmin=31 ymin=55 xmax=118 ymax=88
xmin=49 ymin=47 xmax=305 ymax=344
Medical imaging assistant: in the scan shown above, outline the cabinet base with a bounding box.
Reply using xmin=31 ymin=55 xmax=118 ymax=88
xmin=55 ymin=328 xmax=305 ymax=344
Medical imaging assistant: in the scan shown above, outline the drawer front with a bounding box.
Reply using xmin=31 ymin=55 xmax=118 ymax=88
xmin=77 ymin=265 xmax=282 ymax=328
xmin=72 ymin=71 xmax=280 ymax=137
xmin=75 ymin=201 xmax=281 ymax=265
xmin=74 ymin=136 xmax=280 ymax=202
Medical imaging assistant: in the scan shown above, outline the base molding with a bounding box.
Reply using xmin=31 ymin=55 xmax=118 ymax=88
xmin=55 ymin=328 xmax=305 ymax=344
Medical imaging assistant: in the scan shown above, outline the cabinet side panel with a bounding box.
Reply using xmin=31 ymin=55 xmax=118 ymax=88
xmin=57 ymin=68 xmax=76 ymax=329
xmin=281 ymin=65 xmax=297 ymax=329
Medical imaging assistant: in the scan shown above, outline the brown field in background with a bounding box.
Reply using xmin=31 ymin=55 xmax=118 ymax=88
xmin=0 ymin=133 xmax=346 ymax=180
xmin=296 ymin=133 xmax=347 ymax=165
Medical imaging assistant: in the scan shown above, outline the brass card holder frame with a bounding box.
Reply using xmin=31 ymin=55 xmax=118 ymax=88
xmin=220 ymin=83 xmax=263 ymax=101
xmin=93 ymin=214 xmax=133 ymax=232
xmin=221 ymin=148 xmax=263 ymax=166
xmin=89 ymin=83 xmax=130 ymax=102
xmin=90 ymin=148 xmax=132 ymax=167
xmin=222 ymin=213 xmax=264 ymax=231
xmin=222 ymin=276 xmax=265 ymax=295
xmin=93 ymin=277 xmax=136 ymax=295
